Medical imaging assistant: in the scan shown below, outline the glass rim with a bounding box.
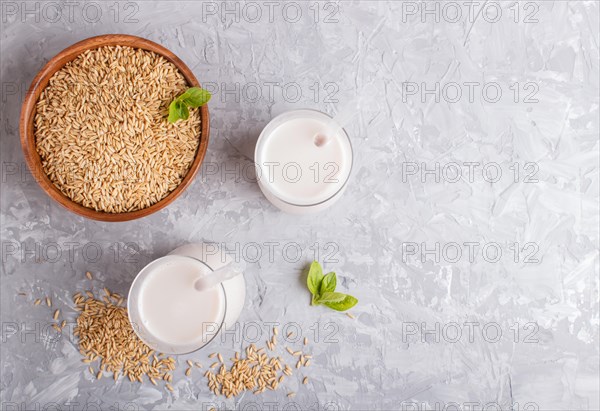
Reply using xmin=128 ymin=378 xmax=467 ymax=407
xmin=127 ymin=254 xmax=227 ymax=355
xmin=254 ymin=108 xmax=354 ymax=208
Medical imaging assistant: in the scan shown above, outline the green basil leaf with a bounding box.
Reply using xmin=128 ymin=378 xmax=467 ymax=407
xmin=180 ymin=103 xmax=190 ymax=120
xmin=168 ymin=87 xmax=211 ymax=123
xmin=322 ymin=294 xmax=358 ymax=311
xmin=307 ymin=261 xmax=324 ymax=298
xmin=179 ymin=87 xmax=212 ymax=108
xmin=311 ymin=294 xmax=320 ymax=306
xmin=320 ymin=272 xmax=336 ymax=295
xmin=168 ymin=100 xmax=182 ymax=123
xmin=315 ymin=291 xmax=347 ymax=304
xmin=306 ymin=261 xmax=358 ymax=312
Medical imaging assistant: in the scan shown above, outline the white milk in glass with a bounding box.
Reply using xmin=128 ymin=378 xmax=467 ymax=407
xmin=138 ymin=257 xmax=224 ymax=348
xmin=255 ymin=109 xmax=353 ymax=214
xmin=128 ymin=255 xmax=228 ymax=354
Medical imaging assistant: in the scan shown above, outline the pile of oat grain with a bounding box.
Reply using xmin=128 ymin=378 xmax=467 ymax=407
xmin=73 ymin=287 xmax=176 ymax=388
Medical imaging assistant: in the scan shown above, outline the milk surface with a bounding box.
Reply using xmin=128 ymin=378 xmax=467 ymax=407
xmin=257 ymin=114 xmax=352 ymax=206
xmin=137 ymin=257 xmax=225 ymax=347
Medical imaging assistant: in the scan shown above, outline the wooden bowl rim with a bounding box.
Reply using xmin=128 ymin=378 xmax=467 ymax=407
xmin=19 ymin=34 xmax=210 ymax=222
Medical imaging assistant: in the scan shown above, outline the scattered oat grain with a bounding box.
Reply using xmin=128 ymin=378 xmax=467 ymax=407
xmin=73 ymin=290 xmax=176 ymax=386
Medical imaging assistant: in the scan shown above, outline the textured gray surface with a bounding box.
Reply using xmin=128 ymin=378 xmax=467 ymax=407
xmin=1 ymin=1 xmax=599 ymax=410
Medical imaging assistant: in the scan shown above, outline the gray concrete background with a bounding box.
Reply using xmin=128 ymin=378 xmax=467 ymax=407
xmin=1 ymin=1 xmax=599 ymax=410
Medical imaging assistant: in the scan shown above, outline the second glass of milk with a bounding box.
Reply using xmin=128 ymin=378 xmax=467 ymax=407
xmin=255 ymin=109 xmax=353 ymax=214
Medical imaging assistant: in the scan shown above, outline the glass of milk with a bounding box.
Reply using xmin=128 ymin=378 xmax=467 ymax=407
xmin=128 ymin=243 xmax=246 ymax=354
xmin=255 ymin=109 xmax=353 ymax=214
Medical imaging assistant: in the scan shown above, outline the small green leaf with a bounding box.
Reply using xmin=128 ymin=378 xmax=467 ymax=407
xmin=307 ymin=261 xmax=323 ymax=300
xmin=311 ymin=294 xmax=320 ymax=306
xmin=320 ymin=272 xmax=336 ymax=295
xmin=179 ymin=87 xmax=212 ymax=108
xmin=168 ymin=100 xmax=190 ymax=123
xmin=168 ymin=100 xmax=182 ymax=123
xmin=179 ymin=103 xmax=190 ymax=121
xmin=306 ymin=261 xmax=358 ymax=312
xmin=323 ymin=294 xmax=358 ymax=312
xmin=167 ymin=87 xmax=211 ymax=123
xmin=315 ymin=291 xmax=347 ymax=304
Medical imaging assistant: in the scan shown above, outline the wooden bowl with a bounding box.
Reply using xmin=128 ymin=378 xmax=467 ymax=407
xmin=19 ymin=34 xmax=210 ymax=222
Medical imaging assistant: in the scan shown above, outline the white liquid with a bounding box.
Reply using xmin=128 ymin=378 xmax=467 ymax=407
xmin=137 ymin=257 xmax=225 ymax=347
xmin=256 ymin=110 xmax=352 ymax=211
xmin=169 ymin=243 xmax=246 ymax=330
